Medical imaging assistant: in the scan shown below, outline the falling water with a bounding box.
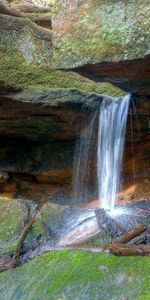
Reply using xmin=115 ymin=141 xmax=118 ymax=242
xmin=73 ymin=111 xmax=98 ymax=203
xmin=97 ymin=95 xmax=130 ymax=211
xmin=73 ymin=94 xmax=130 ymax=210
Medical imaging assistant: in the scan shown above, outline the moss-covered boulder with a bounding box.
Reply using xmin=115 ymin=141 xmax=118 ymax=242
xmin=52 ymin=0 xmax=150 ymax=68
xmin=0 ymin=14 xmax=52 ymax=66
xmin=0 ymin=250 xmax=150 ymax=299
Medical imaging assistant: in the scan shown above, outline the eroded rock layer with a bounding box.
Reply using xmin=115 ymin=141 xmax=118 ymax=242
xmin=0 ymin=0 xmax=149 ymax=206
xmin=0 ymin=86 xmax=149 ymax=204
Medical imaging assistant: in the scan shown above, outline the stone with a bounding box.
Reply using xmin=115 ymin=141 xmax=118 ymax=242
xmin=51 ymin=0 xmax=150 ymax=96
xmin=52 ymin=0 xmax=150 ymax=66
xmin=0 ymin=14 xmax=52 ymax=65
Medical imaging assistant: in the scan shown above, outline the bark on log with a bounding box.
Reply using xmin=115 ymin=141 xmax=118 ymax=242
xmin=11 ymin=208 xmax=38 ymax=267
xmin=111 ymin=243 xmax=150 ymax=256
xmin=114 ymin=224 xmax=148 ymax=244
xmin=95 ymin=208 xmax=124 ymax=239
xmin=127 ymin=234 xmax=146 ymax=245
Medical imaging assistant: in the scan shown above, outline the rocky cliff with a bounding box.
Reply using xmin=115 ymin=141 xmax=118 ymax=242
xmin=0 ymin=0 xmax=149 ymax=205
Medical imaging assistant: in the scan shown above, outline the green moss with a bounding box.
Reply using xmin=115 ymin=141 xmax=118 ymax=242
xmin=32 ymin=203 xmax=66 ymax=236
xmin=10 ymin=0 xmax=21 ymax=9
xmin=0 ymin=250 xmax=150 ymax=299
xmin=52 ymin=0 xmax=150 ymax=68
xmin=25 ymin=11 xmax=53 ymax=17
xmin=0 ymin=199 xmax=23 ymax=243
xmin=0 ymin=52 xmax=125 ymax=97
xmin=0 ymin=241 xmax=17 ymax=254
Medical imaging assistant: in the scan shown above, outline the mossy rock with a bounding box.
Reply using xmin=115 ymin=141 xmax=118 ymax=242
xmin=0 ymin=14 xmax=52 ymax=65
xmin=0 ymin=199 xmax=25 ymax=251
xmin=28 ymin=202 xmax=67 ymax=240
xmin=0 ymin=50 xmax=124 ymax=96
xmin=0 ymin=198 xmax=36 ymax=254
xmin=0 ymin=13 xmax=126 ymax=97
xmin=52 ymin=0 xmax=150 ymax=68
xmin=0 ymin=250 xmax=150 ymax=299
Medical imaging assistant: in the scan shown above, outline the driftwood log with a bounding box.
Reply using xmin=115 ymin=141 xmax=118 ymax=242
xmin=66 ymin=243 xmax=150 ymax=256
xmin=114 ymin=224 xmax=148 ymax=244
xmin=93 ymin=208 xmax=150 ymax=255
xmin=11 ymin=208 xmax=39 ymax=267
xmin=0 ymin=208 xmax=39 ymax=272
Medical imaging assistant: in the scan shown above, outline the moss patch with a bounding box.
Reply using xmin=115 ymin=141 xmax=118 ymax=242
xmin=0 ymin=250 xmax=150 ymax=299
xmin=0 ymin=52 xmax=124 ymax=96
xmin=0 ymin=199 xmax=24 ymax=244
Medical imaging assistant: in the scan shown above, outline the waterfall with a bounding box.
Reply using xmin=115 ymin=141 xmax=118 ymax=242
xmin=73 ymin=111 xmax=98 ymax=203
xmin=73 ymin=94 xmax=130 ymax=210
xmin=97 ymin=94 xmax=130 ymax=211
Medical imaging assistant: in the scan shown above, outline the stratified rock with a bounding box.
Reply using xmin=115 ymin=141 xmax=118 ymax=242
xmin=0 ymin=86 xmax=149 ymax=202
xmin=0 ymin=1 xmax=149 ymax=206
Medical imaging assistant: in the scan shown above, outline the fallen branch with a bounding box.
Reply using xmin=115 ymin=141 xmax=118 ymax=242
xmin=111 ymin=243 xmax=150 ymax=256
xmin=65 ymin=242 xmax=150 ymax=256
xmin=114 ymin=224 xmax=148 ymax=244
xmin=127 ymin=234 xmax=146 ymax=245
xmin=11 ymin=208 xmax=39 ymax=267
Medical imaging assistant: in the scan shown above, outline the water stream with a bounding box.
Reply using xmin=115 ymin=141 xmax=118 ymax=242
xmin=73 ymin=94 xmax=130 ymax=211
xmin=97 ymin=95 xmax=130 ymax=210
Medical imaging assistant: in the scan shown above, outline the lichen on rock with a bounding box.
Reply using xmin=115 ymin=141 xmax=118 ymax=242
xmin=52 ymin=0 xmax=150 ymax=68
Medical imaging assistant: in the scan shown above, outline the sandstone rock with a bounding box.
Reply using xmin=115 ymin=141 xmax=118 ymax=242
xmin=0 ymin=1 xmax=149 ymax=206
xmin=35 ymin=168 xmax=73 ymax=184
xmin=52 ymin=0 xmax=150 ymax=67
xmin=0 ymin=87 xmax=149 ymax=202
xmin=52 ymin=0 xmax=150 ymax=97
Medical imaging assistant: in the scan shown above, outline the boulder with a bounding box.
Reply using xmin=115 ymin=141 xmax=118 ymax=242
xmin=0 ymin=14 xmax=52 ymax=65
xmin=52 ymin=0 xmax=150 ymax=96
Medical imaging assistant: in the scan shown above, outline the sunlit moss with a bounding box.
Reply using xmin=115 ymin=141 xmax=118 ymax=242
xmin=0 ymin=250 xmax=150 ymax=299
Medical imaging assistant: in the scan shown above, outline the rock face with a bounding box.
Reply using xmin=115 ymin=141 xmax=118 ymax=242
xmin=0 ymin=1 xmax=149 ymax=205
xmin=52 ymin=0 xmax=150 ymax=96
xmin=0 ymin=86 xmax=149 ymax=203
xmin=0 ymin=14 xmax=52 ymax=65
xmin=52 ymin=0 xmax=150 ymax=66
xmin=0 ymin=88 xmax=109 ymax=202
